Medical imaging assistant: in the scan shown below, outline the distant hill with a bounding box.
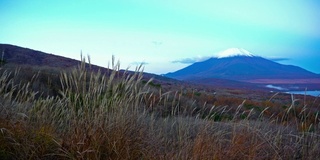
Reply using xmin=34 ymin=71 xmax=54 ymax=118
xmin=165 ymin=48 xmax=320 ymax=90
xmin=0 ymin=43 xmax=186 ymax=88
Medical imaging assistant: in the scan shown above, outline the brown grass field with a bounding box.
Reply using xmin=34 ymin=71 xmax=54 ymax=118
xmin=0 ymin=57 xmax=320 ymax=159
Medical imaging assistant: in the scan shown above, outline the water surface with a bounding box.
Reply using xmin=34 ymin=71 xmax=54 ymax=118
xmin=285 ymin=90 xmax=320 ymax=97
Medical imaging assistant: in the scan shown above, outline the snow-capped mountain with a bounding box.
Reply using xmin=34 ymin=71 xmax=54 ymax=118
xmin=216 ymin=48 xmax=254 ymax=58
xmin=165 ymin=49 xmax=320 ymax=87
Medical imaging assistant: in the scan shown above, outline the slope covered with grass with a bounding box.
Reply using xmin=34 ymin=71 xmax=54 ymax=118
xmin=0 ymin=57 xmax=320 ymax=159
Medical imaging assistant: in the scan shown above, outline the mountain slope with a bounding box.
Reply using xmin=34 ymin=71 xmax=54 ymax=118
xmin=165 ymin=48 xmax=320 ymax=91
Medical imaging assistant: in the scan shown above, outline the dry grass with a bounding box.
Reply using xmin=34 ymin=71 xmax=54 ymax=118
xmin=0 ymin=57 xmax=319 ymax=159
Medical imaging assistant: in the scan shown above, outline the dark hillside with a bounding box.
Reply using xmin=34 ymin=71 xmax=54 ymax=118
xmin=0 ymin=44 xmax=81 ymax=68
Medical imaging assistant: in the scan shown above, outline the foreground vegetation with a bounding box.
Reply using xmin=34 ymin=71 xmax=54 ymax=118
xmin=0 ymin=57 xmax=320 ymax=159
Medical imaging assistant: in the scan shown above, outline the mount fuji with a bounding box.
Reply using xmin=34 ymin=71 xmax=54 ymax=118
xmin=165 ymin=48 xmax=320 ymax=90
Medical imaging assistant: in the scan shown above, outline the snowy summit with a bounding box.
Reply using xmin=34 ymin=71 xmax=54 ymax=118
xmin=216 ymin=48 xmax=254 ymax=58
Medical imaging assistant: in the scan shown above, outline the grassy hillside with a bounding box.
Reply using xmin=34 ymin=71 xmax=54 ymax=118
xmin=0 ymin=56 xmax=320 ymax=159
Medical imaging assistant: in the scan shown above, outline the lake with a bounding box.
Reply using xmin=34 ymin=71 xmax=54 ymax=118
xmin=285 ymin=90 xmax=320 ymax=97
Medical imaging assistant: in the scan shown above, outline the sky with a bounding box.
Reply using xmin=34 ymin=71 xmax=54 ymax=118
xmin=1 ymin=0 xmax=320 ymax=74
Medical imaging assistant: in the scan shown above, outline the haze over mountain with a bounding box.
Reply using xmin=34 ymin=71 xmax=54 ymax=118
xmin=165 ymin=48 xmax=320 ymax=90
xmin=1 ymin=43 xmax=319 ymax=91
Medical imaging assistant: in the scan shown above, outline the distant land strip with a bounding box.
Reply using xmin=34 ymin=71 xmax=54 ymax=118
xmin=243 ymin=78 xmax=320 ymax=84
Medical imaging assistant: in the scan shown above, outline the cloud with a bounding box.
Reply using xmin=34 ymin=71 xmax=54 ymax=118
xmin=172 ymin=56 xmax=211 ymax=64
xmin=130 ymin=61 xmax=149 ymax=65
xmin=152 ymin=41 xmax=163 ymax=46
xmin=268 ymin=57 xmax=290 ymax=62
xmin=172 ymin=56 xmax=290 ymax=64
xmin=265 ymin=85 xmax=287 ymax=90
xmin=172 ymin=58 xmax=198 ymax=64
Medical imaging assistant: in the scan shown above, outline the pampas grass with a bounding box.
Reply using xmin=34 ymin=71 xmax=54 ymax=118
xmin=0 ymin=56 xmax=319 ymax=159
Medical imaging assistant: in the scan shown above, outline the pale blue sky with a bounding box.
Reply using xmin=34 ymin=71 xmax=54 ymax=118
xmin=1 ymin=0 xmax=320 ymax=74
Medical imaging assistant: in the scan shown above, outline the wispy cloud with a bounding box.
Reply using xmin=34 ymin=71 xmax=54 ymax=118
xmin=152 ymin=41 xmax=163 ymax=46
xmin=172 ymin=56 xmax=210 ymax=64
xmin=265 ymin=85 xmax=287 ymax=90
